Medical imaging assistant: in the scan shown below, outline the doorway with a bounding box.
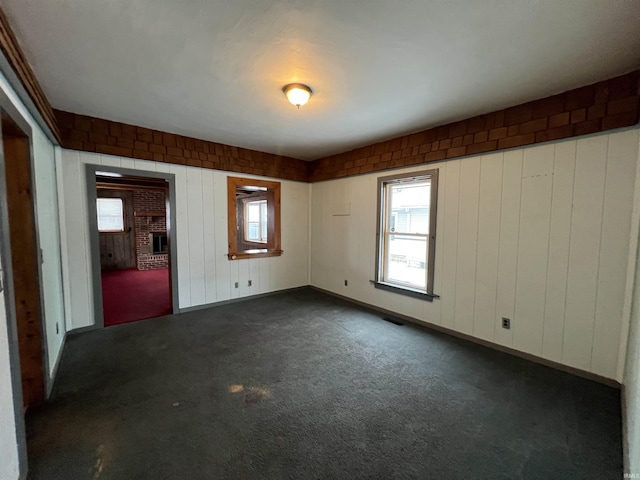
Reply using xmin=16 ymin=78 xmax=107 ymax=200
xmin=1 ymin=111 xmax=46 ymax=410
xmin=86 ymin=166 xmax=179 ymax=328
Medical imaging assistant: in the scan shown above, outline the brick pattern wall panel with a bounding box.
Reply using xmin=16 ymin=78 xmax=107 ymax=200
xmin=55 ymin=110 xmax=311 ymax=183
xmin=310 ymin=70 xmax=640 ymax=182
xmin=133 ymin=189 xmax=168 ymax=270
xmin=56 ymin=70 xmax=639 ymax=184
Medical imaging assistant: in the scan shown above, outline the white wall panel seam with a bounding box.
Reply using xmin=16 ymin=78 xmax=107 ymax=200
xmin=539 ymin=148 xmax=557 ymax=359
xmin=558 ymin=142 xmax=577 ymax=363
xmin=435 ymin=164 xmax=446 ymax=323
xmin=471 ymin=158 xmax=483 ymax=336
xmin=54 ymin=146 xmax=71 ymax=334
xmin=453 ymin=162 xmax=462 ymax=325
xmin=589 ymin=136 xmax=610 ymax=370
xmin=491 ymin=155 xmax=505 ymax=341
xmin=512 ymin=153 xmax=525 ymax=339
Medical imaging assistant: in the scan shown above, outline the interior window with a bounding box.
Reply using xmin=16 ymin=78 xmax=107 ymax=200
xmin=227 ymin=176 xmax=281 ymax=259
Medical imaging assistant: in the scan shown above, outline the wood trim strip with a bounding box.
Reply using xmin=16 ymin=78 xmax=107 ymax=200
xmin=0 ymin=7 xmax=61 ymax=143
xmin=4 ymin=131 xmax=46 ymax=407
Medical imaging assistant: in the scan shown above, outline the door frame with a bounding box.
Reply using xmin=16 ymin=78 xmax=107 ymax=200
xmin=0 ymin=84 xmax=49 ymax=475
xmin=85 ymin=164 xmax=179 ymax=328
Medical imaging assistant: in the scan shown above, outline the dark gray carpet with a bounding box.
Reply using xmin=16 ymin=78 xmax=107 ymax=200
xmin=26 ymin=288 xmax=622 ymax=479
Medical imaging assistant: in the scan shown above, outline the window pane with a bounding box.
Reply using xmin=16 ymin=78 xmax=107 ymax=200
xmin=248 ymin=223 xmax=259 ymax=240
xmin=260 ymin=202 xmax=268 ymax=241
xmin=245 ymin=199 xmax=267 ymax=242
xmin=97 ymin=198 xmax=124 ymax=232
xmin=384 ymin=234 xmax=427 ymax=290
xmin=247 ymin=203 xmax=260 ymax=222
xmin=390 ymin=182 xmax=430 ymax=234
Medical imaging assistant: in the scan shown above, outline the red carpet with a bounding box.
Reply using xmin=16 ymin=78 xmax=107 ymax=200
xmin=101 ymin=268 xmax=172 ymax=326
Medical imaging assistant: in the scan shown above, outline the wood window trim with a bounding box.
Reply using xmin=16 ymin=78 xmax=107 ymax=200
xmin=227 ymin=176 xmax=282 ymax=260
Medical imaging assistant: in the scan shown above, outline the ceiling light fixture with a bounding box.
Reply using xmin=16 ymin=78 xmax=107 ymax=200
xmin=282 ymin=83 xmax=312 ymax=109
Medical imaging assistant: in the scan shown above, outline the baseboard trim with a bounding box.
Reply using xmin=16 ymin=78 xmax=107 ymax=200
xmin=178 ymin=286 xmax=308 ymax=314
xmin=67 ymin=323 xmax=100 ymax=334
xmin=621 ymin=384 xmax=630 ymax=473
xmin=46 ymin=331 xmax=67 ymax=399
xmin=310 ymin=286 xmax=621 ymax=389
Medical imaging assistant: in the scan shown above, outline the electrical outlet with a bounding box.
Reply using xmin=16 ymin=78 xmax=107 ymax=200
xmin=344 ymin=279 xmax=348 ymax=286
xmin=248 ymin=280 xmax=252 ymax=287
xmin=234 ymin=282 xmax=239 ymax=288
xmin=502 ymin=317 xmax=511 ymax=329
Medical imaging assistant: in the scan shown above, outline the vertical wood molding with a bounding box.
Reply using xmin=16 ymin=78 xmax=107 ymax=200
xmin=3 ymin=131 xmax=45 ymax=408
xmin=0 ymin=6 xmax=61 ymax=143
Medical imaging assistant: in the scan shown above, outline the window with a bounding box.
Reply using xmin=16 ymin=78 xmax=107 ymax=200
xmin=374 ymin=169 xmax=438 ymax=298
xmin=244 ymin=199 xmax=267 ymax=243
xmin=96 ymin=198 xmax=124 ymax=232
xmin=227 ymin=176 xmax=282 ymax=260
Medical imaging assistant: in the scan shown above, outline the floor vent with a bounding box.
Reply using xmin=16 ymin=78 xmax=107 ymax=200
xmin=383 ymin=317 xmax=404 ymax=326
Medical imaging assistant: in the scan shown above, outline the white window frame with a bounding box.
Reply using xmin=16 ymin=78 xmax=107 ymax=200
xmin=96 ymin=197 xmax=125 ymax=233
xmin=374 ymin=169 xmax=439 ymax=298
xmin=244 ymin=198 xmax=268 ymax=243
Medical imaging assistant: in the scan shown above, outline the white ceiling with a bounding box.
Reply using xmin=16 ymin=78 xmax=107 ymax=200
xmin=3 ymin=1 xmax=640 ymax=160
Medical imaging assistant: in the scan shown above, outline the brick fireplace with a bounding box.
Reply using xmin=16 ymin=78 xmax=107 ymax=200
xmin=133 ymin=189 xmax=168 ymax=270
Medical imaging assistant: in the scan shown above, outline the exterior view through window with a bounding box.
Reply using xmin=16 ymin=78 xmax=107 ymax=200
xmin=245 ymin=199 xmax=267 ymax=243
xmin=376 ymin=169 xmax=438 ymax=296
xmin=96 ymin=198 xmax=124 ymax=232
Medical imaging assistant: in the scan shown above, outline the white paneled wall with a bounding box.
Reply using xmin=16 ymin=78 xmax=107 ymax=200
xmin=60 ymin=150 xmax=310 ymax=330
xmin=311 ymin=129 xmax=640 ymax=380
xmin=32 ymin=130 xmax=66 ymax=378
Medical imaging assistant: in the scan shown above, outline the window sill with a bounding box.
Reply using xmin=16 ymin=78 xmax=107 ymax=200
xmin=228 ymin=250 xmax=283 ymax=260
xmin=369 ymin=280 xmax=439 ymax=302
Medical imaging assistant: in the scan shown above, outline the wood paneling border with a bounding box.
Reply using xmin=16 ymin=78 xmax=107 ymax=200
xmin=310 ymin=70 xmax=640 ymax=181
xmin=0 ymin=7 xmax=61 ymax=143
xmin=55 ymin=110 xmax=310 ymax=183
xmin=56 ymin=70 xmax=639 ymax=183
